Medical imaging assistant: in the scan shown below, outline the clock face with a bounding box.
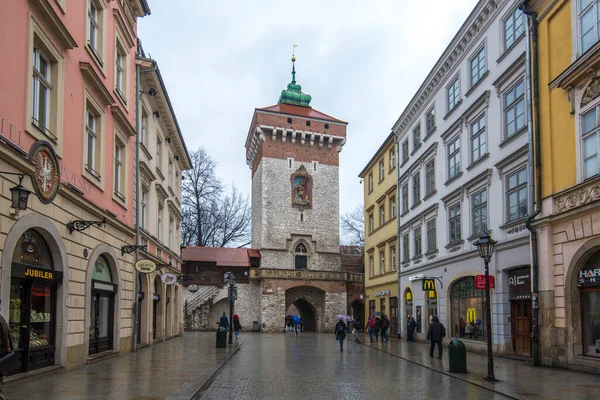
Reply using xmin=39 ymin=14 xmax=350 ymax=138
xmin=29 ymin=141 xmax=60 ymax=204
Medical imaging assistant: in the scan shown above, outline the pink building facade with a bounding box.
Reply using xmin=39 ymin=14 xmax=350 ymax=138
xmin=0 ymin=0 xmax=188 ymax=376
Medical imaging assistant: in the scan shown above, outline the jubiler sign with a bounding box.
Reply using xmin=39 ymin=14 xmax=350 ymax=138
xmin=579 ymin=268 xmax=600 ymax=287
xmin=12 ymin=264 xmax=61 ymax=282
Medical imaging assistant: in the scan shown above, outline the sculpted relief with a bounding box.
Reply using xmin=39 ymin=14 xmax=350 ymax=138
xmin=291 ymin=165 xmax=312 ymax=209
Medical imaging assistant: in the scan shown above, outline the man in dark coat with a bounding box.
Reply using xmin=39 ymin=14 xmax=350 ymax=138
xmin=219 ymin=312 xmax=229 ymax=330
xmin=407 ymin=316 xmax=416 ymax=342
xmin=427 ymin=315 xmax=446 ymax=359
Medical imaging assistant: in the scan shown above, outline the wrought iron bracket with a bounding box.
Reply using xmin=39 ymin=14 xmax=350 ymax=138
xmin=67 ymin=217 xmax=107 ymax=234
xmin=156 ymin=262 xmax=172 ymax=274
xmin=121 ymin=244 xmax=147 ymax=256
xmin=425 ymin=276 xmax=444 ymax=289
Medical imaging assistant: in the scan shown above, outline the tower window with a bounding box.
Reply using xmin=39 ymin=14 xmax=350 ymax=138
xmin=287 ymin=117 xmax=292 ymax=124
xmin=306 ymin=121 xmax=311 ymax=127
xmin=294 ymin=243 xmax=308 ymax=270
xmin=313 ymin=161 xmax=318 ymax=171
xmin=288 ymin=157 xmax=293 ymax=168
xmin=324 ymin=124 xmax=329 ymax=129
xmin=300 ymin=213 xmax=304 ymax=222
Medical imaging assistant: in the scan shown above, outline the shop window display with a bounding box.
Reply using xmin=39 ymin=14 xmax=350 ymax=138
xmin=450 ymin=276 xmax=487 ymax=341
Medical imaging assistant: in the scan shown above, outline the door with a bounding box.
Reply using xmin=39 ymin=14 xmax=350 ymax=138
xmin=511 ymin=301 xmax=531 ymax=356
xmin=89 ymin=291 xmax=114 ymax=355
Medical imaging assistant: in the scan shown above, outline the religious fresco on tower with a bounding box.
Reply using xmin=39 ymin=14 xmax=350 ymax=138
xmin=291 ymin=165 xmax=312 ymax=209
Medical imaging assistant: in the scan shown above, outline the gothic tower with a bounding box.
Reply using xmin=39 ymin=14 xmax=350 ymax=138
xmin=244 ymin=55 xmax=349 ymax=332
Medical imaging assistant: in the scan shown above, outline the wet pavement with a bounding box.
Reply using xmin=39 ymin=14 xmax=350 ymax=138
xmin=6 ymin=333 xmax=240 ymax=400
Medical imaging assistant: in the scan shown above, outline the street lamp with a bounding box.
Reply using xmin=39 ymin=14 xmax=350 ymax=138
xmin=224 ymin=272 xmax=237 ymax=344
xmin=474 ymin=234 xmax=497 ymax=382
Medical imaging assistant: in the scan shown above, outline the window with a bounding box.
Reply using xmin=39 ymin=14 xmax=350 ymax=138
xmin=85 ymin=104 xmax=101 ymax=177
xmin=504 ymin=80 xmax=526 ymax=138
xmin=425 ymin=159 xmax=435 ymax=196
xmin=507 ymin=167 xmax=528 ymax=222
xmin=141 ymin=109 xmax=148 ymax=147
xmin=368 ymin=172 xmax=373 ymax=192
xmin=295 ymin=243 xmax=308 ymax=270
xmin=32 ymin=47 xmax=51 ymax=134
xmin=413 ymin=124 xmax=421 ymax=151
xmin=141 ymin=190 xmax=147 ymax=229
xmin=426 ymin=107 xmax=436 ymax=135
xmin=412 ymin=173 xmax=420 ymax=205
xmin=380 ymin=205 xmax=385 ymax=226
xmin=449 ymin=203 xmax=461 ymax=243
xmin=402 ymin=234 xmax=410 ymax=262
xmin=156 ymin=136 xmax=162 ymax=167
xmin=380 ymin=250 xmax=385 ymax=274
xmin=88 ymin=0 xmax=99 ymax=51
xmin=579 ymin=0 xmax=600 ymax=53
xmin=157 ymin=205 xmax=163 ymax=241
xmin=369 ymin=256 xmax=374 ymax=277
xmin=169 ymin=216 xmax=174 ymax=249
xmin=168 ymin=158 xmax=173 ymax=188
xmin=391 ymin=246 xmax=396 ymax=271
xmin=86 ymin=0 xmax=105 ymax=63
xmin=369 ymin=214 xmax=374 ymax=233
xmin=389 ymin=148 xmax=396 ymax=170
xmin=391 ymin=196 xmax=396 ymax=219
xmin=470 ymin=46 xmax=486 ymax=87
xmin=504 ymin=7 xmax=524 ymax=49
xmin=114 ymin=37 xmax=127 ymax=101
xmin=450 ymin=276 xmax=487 ymax=340
xmin=402 ymin=184 xmax=409 ymax=214
xmin=583 ymin=107 xmax=600 ymax=178
xmin=470 ymin=114 xmax=487 ymax=162
xmin=447 ymin=136 xmax=461 ymax=179
xmin=427 ymin=219 xmax=437 ymax=252
xmin=379 ymin=160 xmax=385 ymax=181
xmin=447 ymin=76 xmax=460 ymax=111
xmin=471 ymin=189 xmax=488 ymax=235
xmin=402 ymin=140 xmax=409 ymax=164
xmin=115 ymin=51 xmax=124 ymax=93
xmin=413 ymin=226 xmax=422 ymax=257
xmin=114 ymin=138 xmax=125 ymax=199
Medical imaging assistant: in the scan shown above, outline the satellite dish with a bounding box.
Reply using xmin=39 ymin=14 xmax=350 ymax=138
xmin=188 ymin=284 xmax=199 ymax=293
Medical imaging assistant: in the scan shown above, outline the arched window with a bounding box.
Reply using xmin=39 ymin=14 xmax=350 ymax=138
xmin=294 ymin=243 xmax=308 ymax=270
xmin=450 ymin=276 xmax=487 ymax=341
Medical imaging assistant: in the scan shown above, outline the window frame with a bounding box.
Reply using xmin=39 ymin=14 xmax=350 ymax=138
xmin=469 ymin=44 xmax=487 ymax=88
xmin=448 ymin=202 xmax=462 ymax=244
xmin=368 ymin=172 xmax=374 ymax=193
xmin=506 ymin=167 xmax=528 ymax=223
xmin=470 ymin=113 xmax=487 ymax=164
xmin=577 ymin=0 xmax=600 ymax=55
xmin=380 ymin=249 xmax=386 ymax=274
xmin=412 ymin=171 xmax=421 ymax=206
xmin=425 ymin=158 xmax=435 ymax=196
xmin=413 ymin=226 xmax=422 ymax=257
xmin=426 ymin=106 xmax=436 ymax=136
xmin=369 ymin=214 xmax=374 ymax=233
xmin=379 ymin=159 xmax=385 ymax=182
xmin=401 ymin=183 xmax=409 ymax=215
xmin=391 ymin=246 xmax=396 ymax=271
xmin=389 ymin=148 xmax=396 ymax=171
xmin=471 ymin=188 xmax=488 ymax=236
xmin=83 ymin=93 xmax=105 ymax=188
xmin=113 ymin=132 xmax=127 ymax=203
xmin=402 ymin=140 xmax=409 ymax=165
xmin=503 ymin=6 xmax=525 ymax=51
xmin=369 ymin=256 xmax=374 ymax=277
xmin=447 ymin=75 xmax=461 ymax=113
xmin=141 ymin=189 xmax=148 ymax=229
xmin=157 ymin=204 xmax=163 ymax=241
xmin=447 ymin=135 xmax=461 ymax=180
xmin=427 ymin=218 xmax=437 ymax=252
xmin=380 ymin=204 xmax=385 ymax=226
xmin=581 ymin=104 xmax=600 ymax=179
xmin=114 ymin=30 xmax=129 ymax=105
xmin=412 ymin=124 xmax=421 ymax=153
xmin=503 ymin=79 xmax=527 ymax=140
xmin=402 ymin=233 xmax=410 ymax=263
xmin=85 ymin=0 xmax=107 ymax=69
xmin=390 ymin=196 xmax=396 ymax=219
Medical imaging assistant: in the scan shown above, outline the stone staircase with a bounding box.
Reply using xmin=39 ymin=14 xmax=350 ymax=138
xmin=183 ymin=286 xmax=220 ymax=331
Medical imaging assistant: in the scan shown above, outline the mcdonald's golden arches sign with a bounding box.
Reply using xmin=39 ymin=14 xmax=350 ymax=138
xmin=422 ymin=279 xmax=436 ymax=292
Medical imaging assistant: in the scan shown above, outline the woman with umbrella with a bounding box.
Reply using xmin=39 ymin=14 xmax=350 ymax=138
xmin=335 ymin=315 xmax=349 ymax=352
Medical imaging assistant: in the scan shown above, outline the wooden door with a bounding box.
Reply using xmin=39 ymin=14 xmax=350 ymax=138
xmin=511 ymin=301 xmax=531 ymax=357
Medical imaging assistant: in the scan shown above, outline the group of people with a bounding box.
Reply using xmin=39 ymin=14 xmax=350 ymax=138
xmin=219 ymin=312 xmax=242 ymax=339
xmin=284 ymin=315 xmax=304 ymax=335
xmin=406 ymin=314 xmax=447 ymax=359
xmin=365 ymin=315 xmax=390 ymax=343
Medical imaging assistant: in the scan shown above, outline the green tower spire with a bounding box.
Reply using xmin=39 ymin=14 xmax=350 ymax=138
xmin=278 ymin=52 xmax=312 ymax=108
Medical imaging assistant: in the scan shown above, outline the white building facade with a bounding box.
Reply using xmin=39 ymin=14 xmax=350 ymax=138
xmin=395 ymin=0 xmax=533 ymax=357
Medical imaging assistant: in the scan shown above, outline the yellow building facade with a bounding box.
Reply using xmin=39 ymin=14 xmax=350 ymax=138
xmin=359 ymin=133 xmax=399 ymax=336
xmin=532 ymin=0 xmax=600 ymax=372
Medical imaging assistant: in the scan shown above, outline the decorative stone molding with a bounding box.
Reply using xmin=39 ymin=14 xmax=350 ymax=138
xmin=249 ymin=268 xmax=364 ymax=283
xmin=554 ymin=178 xmax=600 ymax=213
xmin=506 ymin=223 xmax=527 ymax=235
xmin=580 ymin=73 xmax=600 ymax=107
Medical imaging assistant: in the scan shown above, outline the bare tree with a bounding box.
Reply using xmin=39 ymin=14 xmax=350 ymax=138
xmin=341 ymin=205 xmax=364 ymax=246
xmin=181 ymin=148 xmax=251 ymax=248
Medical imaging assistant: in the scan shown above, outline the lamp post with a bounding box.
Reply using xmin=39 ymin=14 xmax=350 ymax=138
xmin=474 ymin=234 xmax=497 ymax=382
xmin=224 ymin=272 xmax=237 ymax=344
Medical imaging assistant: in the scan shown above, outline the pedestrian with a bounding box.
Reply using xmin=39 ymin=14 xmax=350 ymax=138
xmin=381 ymin=314 xmax=390 ymax=342
xmin=300 ymin=317 xmax=304 ymax=332
xmin=353 ymin=316 xmax=361 ymax=343
xmin=427 ymin=315 xmax=446 ymax=359
xmin=219 ymin=312 xmax=229 ymax=330
xmin=233 ymin=314 xmax=242 ymax=339
xmin=459 ymin=317 xmax=466 ymax=338
xmin=366 ymin=317 xmax=375 ymax=343
xmin=373 ymin=316 xmax=381 ymax=342
xmin=407 ymin=315 xmax=416 ymax=342
xmin=335 ymin=319 xmax=347 ymax=352
xmin=0 ymin=300 xmax=11 ymax=400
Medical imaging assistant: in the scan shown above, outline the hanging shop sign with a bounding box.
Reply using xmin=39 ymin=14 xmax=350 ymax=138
xmin=475 ymin=274 xmax=495 ymax=290
xmin=29 ymin=141 xmax=60 ymax=204
xmin=161 ymin=273 xmax=177 ymax=285
xmin=422 ymin=279 xmax=436 ymax=292
xmin=508 ymin=267 xmax=531 ymax=299
xmin=187 ymin=284 xmax=199 ymax=293
xmin=135 ymin=259 xmax=156 ymax=274
xmin=12 ymin=264 xmax=61 ymax=282
xmin=373 ymin=290 xmax=390 ymax=297
xmin=579 ymin=268 xmax=600 ymax=287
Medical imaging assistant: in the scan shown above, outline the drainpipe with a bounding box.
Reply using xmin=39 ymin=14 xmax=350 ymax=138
xmin=520 ymin=0 xmax=541 ymax=366
xmin=132 ymin=52 xmax=142 ymax=353
xmin=395 ymin=133 xmax=401 ymax=339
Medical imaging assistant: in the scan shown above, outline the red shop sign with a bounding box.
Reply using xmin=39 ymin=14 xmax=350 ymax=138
xmin=475 ymin=274 xmax=495 ymax=290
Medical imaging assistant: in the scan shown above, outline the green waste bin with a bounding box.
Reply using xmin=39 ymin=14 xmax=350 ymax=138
xmin=448 ymin=339 xmax=467 ymax=372
xmin=216 ymin=327 xmax=227 ymax=348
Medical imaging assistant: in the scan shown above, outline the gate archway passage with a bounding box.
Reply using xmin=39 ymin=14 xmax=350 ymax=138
xmin=285 ymin=287 xmax=325 ymax=332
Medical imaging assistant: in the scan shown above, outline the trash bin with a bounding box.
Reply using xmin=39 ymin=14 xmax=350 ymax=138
xmin=216 ymin=327 xmax=227 ymax=348
xmin=448 ymin=339 xmax=467 ymax=372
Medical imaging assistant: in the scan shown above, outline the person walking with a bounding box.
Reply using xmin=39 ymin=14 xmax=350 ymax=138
xmin=366 ymin=317 xmax=375 ymax=343
xmin=233 ymin=314 xmax=242 ymax=339
xmin=219 ymin=312 xmax=229 ymax=330
xmin=407 ymin=315 xmax=416 ymax=342
xmin=427 ymin=315 xmax=446 ymax=359
xmin=381 ymin=314 xmax=390 ymax=342
xmin=373 ymin=316 xmax=381 ymax=342
xmin=353 ymin=316 xmax=361 ymax=343
xmin=335 ymin=319 xmax=347 ymax=352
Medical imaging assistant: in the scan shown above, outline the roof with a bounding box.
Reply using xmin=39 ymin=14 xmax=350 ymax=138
xmin=256 ymin=103 xmax=347 ymax=124
xmin=181 ymin=247 xmax=260 ymax=267
xmin=358 ymin=131 xmax=395 ymax=178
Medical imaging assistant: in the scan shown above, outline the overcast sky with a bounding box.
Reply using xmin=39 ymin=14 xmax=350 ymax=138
xmin=138 ymin=0 xmax=479 ymax=217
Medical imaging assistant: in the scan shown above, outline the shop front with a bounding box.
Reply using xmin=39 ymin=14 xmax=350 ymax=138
xmin=449 ymin=276 xmax=488 ymax=341
xmin=9 ymin=229 xmax=62 ymax=374
xmin=507 ymin=266 xmax=531 ymax=357
xmin=88 ymin=256 xmax=116 ymax=355
xmin=575 ymin=252 xmax=600 ymax=359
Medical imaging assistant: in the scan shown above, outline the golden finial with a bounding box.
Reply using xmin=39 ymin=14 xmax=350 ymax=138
xmin=292 ymin=44 xmax=297 ymax=62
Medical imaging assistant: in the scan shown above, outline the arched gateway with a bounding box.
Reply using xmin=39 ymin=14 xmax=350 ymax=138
xmin=285 ymin=286 xmax=325 ymax=332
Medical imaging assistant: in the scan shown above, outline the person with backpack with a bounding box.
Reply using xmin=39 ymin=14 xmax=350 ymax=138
xmin=366 ymin=317 xmax=375 ymax=343
xmin=407 ymin=315 xmax=417 ymax=341
xmin=233 ymin=314 xmax=242 ymax=340
xmin=381 ymin=314 xmax=390 ymax=342
xmin=373 ymin=316 xmax=381 ymax=342
xmin=335 ymin=318 xmax=348 ymax=352
xmin=352 ymin=316 xmax=361 ymax=343
xmin=427 ymin=315 xmax=446 ymax=359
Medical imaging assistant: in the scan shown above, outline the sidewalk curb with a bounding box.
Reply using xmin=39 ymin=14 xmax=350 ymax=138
xmin=357 ymin=341 xmax=524 ymax=400
xmin=189 ymin=341 xmax=245 ymax=399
